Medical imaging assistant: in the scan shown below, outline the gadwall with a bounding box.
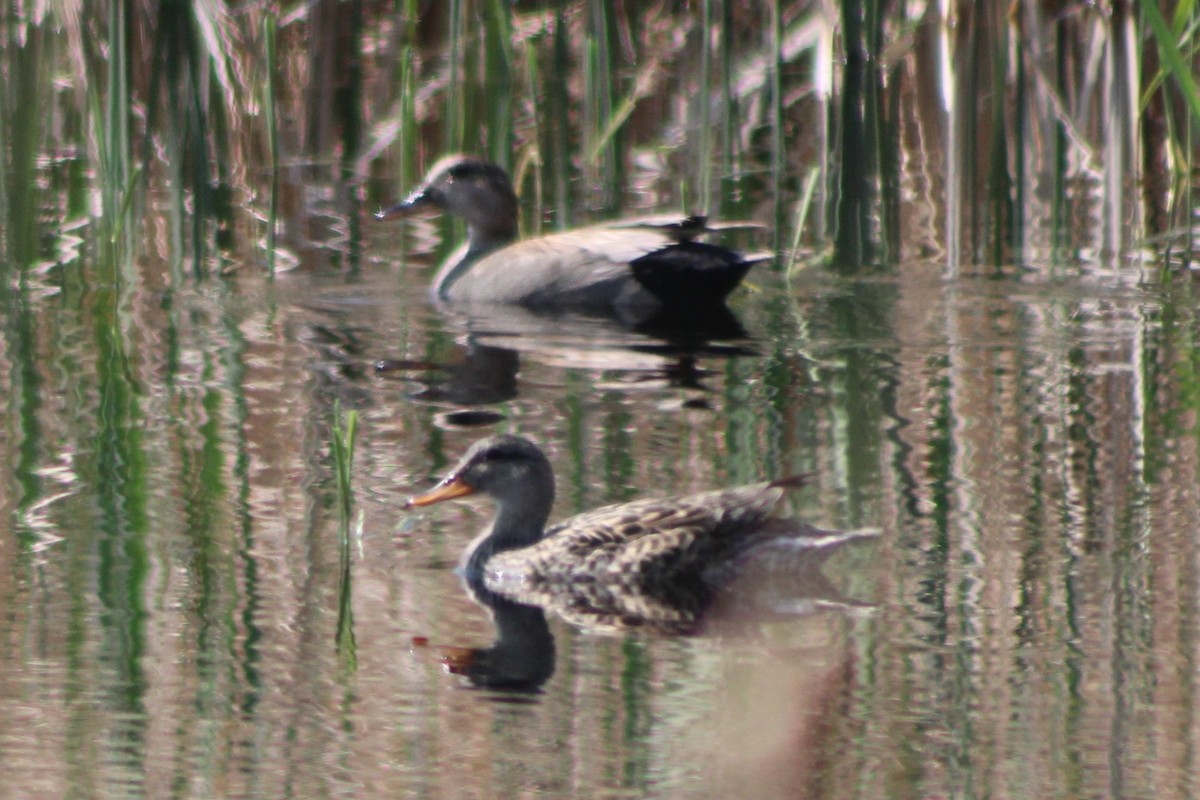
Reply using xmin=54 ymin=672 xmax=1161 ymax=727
xmin=404 ymin=435 xmax=863 ymax=615
xmin=378 ymin=155 xmax=769 ymax=310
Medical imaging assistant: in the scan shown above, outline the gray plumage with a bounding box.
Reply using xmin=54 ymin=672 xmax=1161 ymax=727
xmin=378 ymin=155 xmax=769 ymax=310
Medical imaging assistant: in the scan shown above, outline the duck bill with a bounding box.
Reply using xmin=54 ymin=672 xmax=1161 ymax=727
xmin=404 ymin=475 xmax=476 ymax=508
xmin=374 ymin=188 xmax=436 ymax=221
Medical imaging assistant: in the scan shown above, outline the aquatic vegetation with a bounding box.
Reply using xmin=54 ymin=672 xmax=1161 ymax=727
xmin=0 ymin=1 xmax=1195 ymax=274
xmin=332 ymin=401 xmax=359 ymax=665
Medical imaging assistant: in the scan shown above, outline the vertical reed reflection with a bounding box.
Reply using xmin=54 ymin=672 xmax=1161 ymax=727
xmin=89 ymin=279 xmax=150 ymax=797
xmin=8 ymin=282 xmax=43 ymax=550
xmin=2 ymin=17 xmax=45 ymax=269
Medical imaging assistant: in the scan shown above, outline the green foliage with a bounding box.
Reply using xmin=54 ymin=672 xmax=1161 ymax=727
xmin=1141 ymin=0 xmax=1200 ymax=129
xmin=2 ymin=1 xmax=1197 ymax=276
xmin=332 ymin=402 xmax=359 ymax=525
xmin=332 ymin=401 xmax=359 ymax=666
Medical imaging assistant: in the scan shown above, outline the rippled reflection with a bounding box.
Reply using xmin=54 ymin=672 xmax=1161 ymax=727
xmin=2 ymin=263 xmax=1197 ymax=799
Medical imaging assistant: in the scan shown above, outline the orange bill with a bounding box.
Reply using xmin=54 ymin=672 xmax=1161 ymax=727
xmin=404 ymin=476 xmax=476 ymax=508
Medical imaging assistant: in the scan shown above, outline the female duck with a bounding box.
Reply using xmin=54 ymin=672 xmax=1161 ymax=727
xmin=377 ymin=156 xmax=768 ymax=311
xmin=404 ymin=434 xmax=819 ymax=597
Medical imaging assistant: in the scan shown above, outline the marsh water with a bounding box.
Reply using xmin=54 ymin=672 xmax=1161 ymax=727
xmin=4 ymin=3 xmax=1200 ymax=799
xmin=5 ymin=235 xmax=1197 ymax=799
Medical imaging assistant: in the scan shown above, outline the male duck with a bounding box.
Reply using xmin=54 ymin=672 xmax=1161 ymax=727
xmin=378 ymin=155 xmax=769 ymax=311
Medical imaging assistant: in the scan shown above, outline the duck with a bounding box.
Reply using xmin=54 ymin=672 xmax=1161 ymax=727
xmin=404 ymin=435 xmax=860 ymax=619
xmin=377 ymin=155 xmax=770 ymax=311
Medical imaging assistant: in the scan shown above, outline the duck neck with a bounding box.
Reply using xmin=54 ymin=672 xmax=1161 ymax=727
xmin=432 ymin=220 xmax=517 ymax=299
xmin=463 ymin=485 xmax=554 ymax=575
xmin=466 ymin=219 xmax=517 ymax=257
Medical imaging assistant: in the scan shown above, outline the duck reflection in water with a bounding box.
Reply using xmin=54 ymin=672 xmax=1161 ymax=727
xmin=407 ymin=435 xmax=877 ymax=644
xmin=431 ymin=575 xmax=556 ymax=695
xmin=374 ymin=327 xmax=757 ymax=414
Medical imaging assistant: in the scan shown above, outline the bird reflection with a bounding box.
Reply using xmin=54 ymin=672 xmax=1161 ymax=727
xmin=493 ymin=525 xmax=880 ymax=636
xmin=375 ymin=339 xmax=520 ymax=407
xmin=374 ymin=303 xmax=758 ymax=416
xmin=423 ymin=527 xmax=878 ymax=696
xmin=296 ymin=287 xmax=762 ymax=421
xmin=433 ymin=574 xmax=556 ymax=694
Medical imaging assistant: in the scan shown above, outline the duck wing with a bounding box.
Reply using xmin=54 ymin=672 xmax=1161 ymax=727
xmin=484 ymin=481 xmax=787 ymax=589
xmin=543 ymin=224 xmax=767 ymax=305
xmin=445 ymin=224 xmax=765 ymax=308
xmin=445 ymin=226 xmax=672 ymax=307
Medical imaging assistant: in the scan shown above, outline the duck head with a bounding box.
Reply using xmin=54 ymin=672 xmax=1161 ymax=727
xmin=405 ymin=434 xmax=557 ymax=555
xmin=377 ymin=155 xmax=519 ymax=254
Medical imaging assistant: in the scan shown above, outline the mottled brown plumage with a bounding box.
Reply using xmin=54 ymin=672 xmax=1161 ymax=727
xmin=405 ymin=435 xmax=819 ymax=616
xmin=485 ymin=485 xmax=786 ymax=587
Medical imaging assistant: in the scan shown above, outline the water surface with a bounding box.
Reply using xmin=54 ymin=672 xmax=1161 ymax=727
xmin=2 ymin=242 xmax=1195 ymax=798
xmin=3 ymin=2 xmax=1198 ymax=797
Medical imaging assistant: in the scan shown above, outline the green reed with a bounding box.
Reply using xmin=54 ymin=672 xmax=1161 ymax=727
xmin=786 ymin=166 xmax=823 ymax=276
xmin=830 ymin=0 xmax=871 ymax=272
xmin=518 ymin=30 xmax=544 ymax=233
xmin=582 ymin=0 xmax=622 ymax=207
xmin=484 ymin=0 xmax=514 ymax=163
xmin=332 ymin=402 xmax=359 ymax=524
xmin=8 ymin=0 xmax=1196 ymax=284
xmin=397 ymin=0 xmax=420 ymax=178
xmin=446 ymin=0 xmax=465 ymax=151
xmin=768 ymin=0 xmax=786 ymax=255
xmin=373 ymin=0 xmax=421 ymax=260
xmin=263 ymin=12 xmax=279 ymax=277
xmin=332 ymin=402 xmax=359 ymax=664
xmin=986 ymin=2 xmax=1015 ymax=268
xmin=94 ymin=0 xmax=134 ymax=258
xmin=0 ymin=13 xmax=7 ymax=253
xmin=343 ymin=2 xmax=367 ymax=273
xmin=549 ymin=6 xmax=572 ymax=225
xmin=1142 ymin=1 xmax=1200 ymax=128
xmin=147 ymin=1 xmax=207 ymax=276
xmin=696 ymin=0 xmax=715 ymax=212
xmin=1142 ymin=0 xmax=1199 ymax=262
xmin=2 ymin=5 xmax=48 ymax=269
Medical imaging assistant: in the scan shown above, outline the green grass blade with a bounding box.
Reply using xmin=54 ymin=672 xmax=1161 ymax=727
xmin=332 ymin=402 xmax=359 ymax=665
xmin=1141 ymin=0 xmax=1200 ymax=127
